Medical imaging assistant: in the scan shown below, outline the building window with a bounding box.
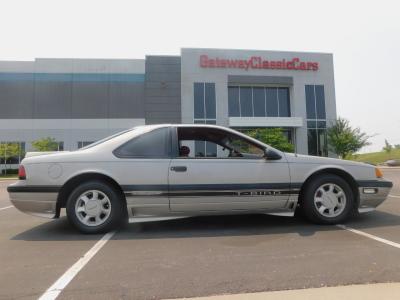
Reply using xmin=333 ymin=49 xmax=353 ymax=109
xmin=57 ymin=142 xmax=64 ymax=151
xmin=194 ymin=82 xmax=217 ymax=156
xmin=194 ymin=82 xmax=216 ymax=122
xmin=306 ymin=85 xmax=327 ymax=156
xmin=228 ymin=86 xmax=290 ymax=118
xmin=77 ymin=141 xmax=94 ymax=149
xmin=0 ymin=141 xmax=25 ymax=166
xmin=235 ymin=128 xmax=294 ymax=145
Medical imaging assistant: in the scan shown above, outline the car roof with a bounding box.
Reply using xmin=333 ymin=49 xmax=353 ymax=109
xmin=132 ymin=124 xmax=228 ymax=130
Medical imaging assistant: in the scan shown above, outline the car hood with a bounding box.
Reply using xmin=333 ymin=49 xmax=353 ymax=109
xmin=284 ymin=152 xmax=373 ymax=168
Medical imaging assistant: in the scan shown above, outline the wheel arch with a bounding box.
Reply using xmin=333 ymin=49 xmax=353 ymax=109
xmin=56 ymin=172 xmax=126 ymax=218
xmin=297 ymin=167 xmax=359 ymax=209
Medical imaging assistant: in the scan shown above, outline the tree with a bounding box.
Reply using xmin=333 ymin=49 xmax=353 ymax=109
xmin=383 ymin=139 xmax=393 ymax=153
xmin=327 ymin=117 xmax=371 ymax=159
xmin=0 ymin=143 xmax=21 ymax=175
xmin=245 ymin=128 xmax=295 ymax=152
xmin=31 ymin=137 xmax=59 ymax=152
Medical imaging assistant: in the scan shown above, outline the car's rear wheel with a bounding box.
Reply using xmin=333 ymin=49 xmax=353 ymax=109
xmin=301 ymin=174 xmax=355 ymax=224
xmin=66 ymin=181 xmax=125 ymax=234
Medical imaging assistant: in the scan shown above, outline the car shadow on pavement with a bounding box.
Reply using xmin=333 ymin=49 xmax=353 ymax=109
xmin=11 ymin=210 xmax=400 ymax=241
xmin=11 ymin=217 xmax=105 ymax=241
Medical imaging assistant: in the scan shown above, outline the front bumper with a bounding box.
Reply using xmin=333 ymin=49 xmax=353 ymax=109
xmin=7 ymin=182 xmax=59 ymax=219
xmin=358 ymin=180 xmax=393 ymax=213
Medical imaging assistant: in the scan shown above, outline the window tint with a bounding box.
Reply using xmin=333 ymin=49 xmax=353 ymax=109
xmin=114 ymin=128 xmax=169 ymax=158
xmin=205 ymin=83 xmax=216 ymax=119
xmin=184 ymin=140 xmax=218 ymax=158
xmin=278 ymin=88 xmax=290 ymax=117
xmin=240 ymin=87 xmax=253 ymax=117
xmin=307 ymin=129 xmax=318 ymax=156
xmin=307 ymin=128 xmax=328 ymax=156
xmin=266 ymin=88 xmax=278 ymax=117
xmin=228 ymin=86 xmax=290 ymax=118
xmin=229 ymin=135 xmax=264 ymax=157
xmin=228 ymin=87 xmax=240 ymax=117
xmin=253 ymin=87 xmax=265 ymax=117
xmin=306 ymin=85 xmax=327 ymax=156
xmin=194 ymin=82 xmax=216 ymax=122
xmin=194 ymin=83 xmax=205 ymax=119
xmin=305 ymin=85 xmax=316 ymax=119
xmin=178 ymin=127 xmax=264 ymax=159
xmin=315 ymin=85 xmax=326 ymax=119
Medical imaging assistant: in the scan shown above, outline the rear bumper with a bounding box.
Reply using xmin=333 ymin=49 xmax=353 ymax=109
xmin=357 ymin=180 xmax=393 ymax=213
xmin=7 ymin=183 xmax=59 ymax=219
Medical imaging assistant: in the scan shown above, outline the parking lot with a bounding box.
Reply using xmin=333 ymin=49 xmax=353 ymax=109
xmin=1 ymin=169 xmax=400 ymax=300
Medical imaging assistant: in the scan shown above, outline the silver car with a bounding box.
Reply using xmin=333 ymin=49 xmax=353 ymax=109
xmin=8 ymin=124 xmax=393 ymax=234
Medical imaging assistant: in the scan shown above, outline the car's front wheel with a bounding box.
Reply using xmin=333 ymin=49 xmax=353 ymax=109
xmin=66 ymin=181 xmax=125 ymax=234
xmin=301 ymin=174 xmax=355 ymax=224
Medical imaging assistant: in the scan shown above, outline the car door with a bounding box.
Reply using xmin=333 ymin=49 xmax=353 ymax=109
xmin=112 ymin=127 xmax=172 ymax=214
xmin=168 ymin=126 xmax=291 ymax=212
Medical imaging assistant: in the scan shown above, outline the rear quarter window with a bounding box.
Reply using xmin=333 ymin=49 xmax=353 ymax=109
xmin=113 ymin=128 xmax=170 ymax=158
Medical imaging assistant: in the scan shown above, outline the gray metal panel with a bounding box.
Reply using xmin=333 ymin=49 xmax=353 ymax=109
xmin=71 ymin=82 xmax=109 ymax=118
xmin=34 ymin=81 xmax=72 ymax=118
xmin=109 ymin=82 xmax=145 ymax=118
xmin=145 ymin=56 xmax=181 ymax=124
xmin=0 ymin=81 xmax=34 ymax=118
xmin=145 ymin=63 xmax=181 ymax=73
xmin=228 ymin=75 xmax=293 ymax=85
xmin=146 ymin=72 xmax=181 ymax=82
xmin=145 ymin=56 xmax=181 ymax=65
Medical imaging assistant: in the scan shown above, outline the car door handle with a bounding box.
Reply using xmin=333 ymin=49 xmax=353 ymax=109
xmin=170 ymin=166 xmax=187 ymax=172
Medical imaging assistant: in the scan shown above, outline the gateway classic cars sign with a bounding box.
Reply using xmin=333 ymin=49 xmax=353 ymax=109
xmin=199 ymin=55 xmax=319 ymax=71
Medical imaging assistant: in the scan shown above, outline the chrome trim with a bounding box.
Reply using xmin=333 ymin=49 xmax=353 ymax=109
xmin=124 ymin=189 xmax=300 ymax=198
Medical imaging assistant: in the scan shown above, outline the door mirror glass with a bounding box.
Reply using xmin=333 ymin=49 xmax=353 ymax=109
xmin=264 ymin=148 xmax=282 ymax=160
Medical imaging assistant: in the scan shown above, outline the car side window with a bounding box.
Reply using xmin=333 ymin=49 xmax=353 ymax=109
xmin=114 ymin=128 xmax=170 ymax=158
xmin=228 ymin=135 xmax=265 ymax=158
xmin=177 ymin=127 xmax=264 ymax=159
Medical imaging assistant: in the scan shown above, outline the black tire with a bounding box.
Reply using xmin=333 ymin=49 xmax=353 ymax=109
xmin=66 ymin=180 xmax=126 ymax=234
xmin=301 ymin=174 xmax=355 ymax=224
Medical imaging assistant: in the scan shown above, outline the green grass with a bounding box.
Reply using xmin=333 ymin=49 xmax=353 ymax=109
xmin=348 ymin=148 xmax=400 ymax=165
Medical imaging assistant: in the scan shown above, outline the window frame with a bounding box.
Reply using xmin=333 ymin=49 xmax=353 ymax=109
xmin=193 ymin=82 xmax=217 ymax=124
xmin=172 ymin=126 xmax=267 ymax=160
xmin=305 ymin=84 xmax=327 ymax=156
xmin=112 ymin=127 xmax=173 ymax=159
xmin=228 ymin=86 xmax=291 ymax=118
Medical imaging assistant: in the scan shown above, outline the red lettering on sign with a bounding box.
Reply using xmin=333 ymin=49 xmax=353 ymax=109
xmin=199 ymin=55 xmax=319 ymax=71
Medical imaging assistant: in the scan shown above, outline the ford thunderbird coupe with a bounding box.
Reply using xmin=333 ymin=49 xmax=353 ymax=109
xmin=8 ymin=124 xmax=393 ymax=233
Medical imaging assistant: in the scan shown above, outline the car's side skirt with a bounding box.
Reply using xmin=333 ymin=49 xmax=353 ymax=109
xmin=123 ymin=183 xmax=300 ymax=217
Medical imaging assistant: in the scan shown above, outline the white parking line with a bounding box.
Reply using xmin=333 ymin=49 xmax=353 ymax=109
xmin=0 ymin=205 xmax=13 ymax=211
xmin=337 ymin=224 xmax=400 ymax=249
xmin=389 ymin=194 xmax=400 ymax=198
xmin=38 ymin=231 xmax=116 ymax=300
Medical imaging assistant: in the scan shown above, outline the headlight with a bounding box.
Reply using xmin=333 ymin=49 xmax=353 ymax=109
xmin=375 ymin=167 xmax=383 ymax=178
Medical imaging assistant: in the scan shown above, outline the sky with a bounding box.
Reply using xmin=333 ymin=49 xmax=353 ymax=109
xmin=0 ymin=0 xmax=399 ymax=152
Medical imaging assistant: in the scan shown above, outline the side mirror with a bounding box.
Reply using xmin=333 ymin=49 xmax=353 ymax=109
xmin=264 ymin=148 xmax=282 ymax=160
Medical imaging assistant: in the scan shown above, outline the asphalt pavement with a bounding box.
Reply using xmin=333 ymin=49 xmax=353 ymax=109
xmin=1 ymin=169 xmax=400 ymax=300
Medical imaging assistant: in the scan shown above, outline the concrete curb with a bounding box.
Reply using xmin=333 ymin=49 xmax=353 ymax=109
xmin=165 ymin=282 xmax=400 ymax=300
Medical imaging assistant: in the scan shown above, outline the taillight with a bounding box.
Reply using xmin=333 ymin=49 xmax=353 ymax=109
xmin=18 ymin=165 xmax=26 ymax=180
